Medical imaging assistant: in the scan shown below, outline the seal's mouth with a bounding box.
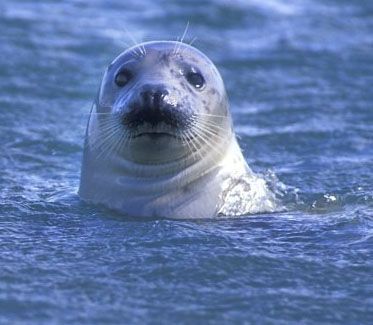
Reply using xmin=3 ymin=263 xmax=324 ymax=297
xmin=123 ymin=105 xmax=189 ymax=129
xmin=133 ymin=131 xmax=178 ymax=139
xmin=122 ymin=106 xmax=191 ymax=141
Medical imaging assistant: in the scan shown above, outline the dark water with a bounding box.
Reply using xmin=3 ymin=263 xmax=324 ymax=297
xmin=1 ymin=0 xmax=372 ymax=323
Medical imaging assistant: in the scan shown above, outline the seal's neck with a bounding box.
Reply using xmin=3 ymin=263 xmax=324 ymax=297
xmin=79 ymin=134 xmax=247 ymax=218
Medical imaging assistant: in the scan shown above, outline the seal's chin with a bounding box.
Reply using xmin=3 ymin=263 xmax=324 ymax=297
xmin=122 ymin=127 xmax=189 ymax=164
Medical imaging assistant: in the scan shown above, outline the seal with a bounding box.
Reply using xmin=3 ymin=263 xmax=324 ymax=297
xmin=79 ymin=41 xmax=276 ymax=218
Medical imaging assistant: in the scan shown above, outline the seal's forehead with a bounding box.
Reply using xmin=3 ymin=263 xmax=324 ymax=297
xmin=110 ymin=41 xmax=215 ymax=69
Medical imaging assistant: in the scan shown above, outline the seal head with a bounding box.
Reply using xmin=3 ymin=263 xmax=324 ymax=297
xmin=93 ymin=41 xmax=231 ymax=165
xmin=79 ymin=41 xmax=276 ymax=218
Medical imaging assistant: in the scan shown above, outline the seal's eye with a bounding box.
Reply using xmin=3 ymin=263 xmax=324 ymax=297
xmin=186 ymin=70 xmax=205 ymax=89
xmin=115 ymin=69 xmax=132 ymax=87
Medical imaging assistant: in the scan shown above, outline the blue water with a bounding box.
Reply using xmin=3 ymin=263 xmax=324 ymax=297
xmin=1 ymin=0 xmax=372 ymax=323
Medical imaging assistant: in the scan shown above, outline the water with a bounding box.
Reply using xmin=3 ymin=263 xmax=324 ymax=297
xmin=0 ymin=0 xmax=372 ymax=323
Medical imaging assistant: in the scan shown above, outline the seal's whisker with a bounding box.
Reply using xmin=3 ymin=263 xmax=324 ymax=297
xmin=193 ymin=123 xmax=227 ymax=144
xmin=199 ymin=134 xmax=226 ymax=162
xmin=91 ymin=123 xmax=123 ymax=149
xmin=95 ymin=128 xmax=121 ymax=140
xmin=90 ymin=129 xmax=122 ymax=155
xmin=179 ymin=23 xmax=189 ymax=53
xmin=89 ymin=113 xmax=114 ymax=115
xmin=180 ymin=21 xmax=190 ymax=44
xmin=194 ymin=122 xmax=223 ymax=139
xmin=196 ymin=116 xmax=227 ymax=127
xmin=113 ymin=129 xmax=128 ymax=157
xmin=96 ymin=124 xmax=122 ymax=134
xmin=102 ymin=137 xmax=120 ymax=160
xmin=91 ymin=128 xmax=119 ymax=151
xmin=190 ymin=132 xmax=220 ymax=163
xmin=96 ymin=121 xmax=122 ymax=132
xmin=190 ymin=126 xmax=226 ymax=160
xmin=118 ymin=132 xmax=129 ymax=152
xmin=189 ymin=128 xmax=211 ymax=155
xmin=91 ymin=111 xmax=117 ymax=117
xmin=196 ymin=119 xmax=229 ymax=133
xmin=88 ymin=108 xmax=113 ymax=115
xmin=122 ymin=131 xmax=134 ymax=148
xmin=105 ymin=132 xmax=121 ymax=159
xmin=179 ymin=132 xmax=193 ymax=164
xmin=187 ymin=134 xmax=203 ymax=163
xmin=180 ymin=36 xmax=197 ymax=56
xmin=173 ymin=39 xmax=180 ymax=56
xmin=195 ymin=120 xmax=229 ymax=131
xmin=194 ymin=112 xmax=230 ymax=119
xmin=186 ymin=129 xmax=204 ymax=161
xmin=95 ymin=116 xmax=119 ymax=124
xmin=95 ymin=112 xmax=120 ymax=120
xmin=120 ymin=40 xmax=142 ymax=59
xmin=173 ymin=21 xmax=190 ymax=55
xmin=196 ymin=116 xmax=229 ymax=127
xmin=123 ymin=27 xmax=144 ymax=57
xmin=94 ymin=122 xmax=122 ymax=140
xmin=124 ymin=40 xmax=142 ymax=59
xmin=130 ymin=49 xmax=142 ymax=60
xmin=108 ymin=125 xmax=125 ymax=155
xmin=189 ymin=36 xmax=197 ymax=46
xmin=174 ymin=21 xmax=189 ymax=56
xmin=96 ymin=115 xmax=119 ymax=123
xmin=139 ymin=42 xmax=146 ymax=57
xmin=196 ymin=123 xmax=227 ymax=136
xmin=183 ymin=135 xmax=193 ymax=158
xmin=125 ymin=130 xmax=134 ymax=150
xmin=184 ymin=130 xmax=199 ymax=156
xmin=141 ymin=42 xmax=146 ymax=57
xmin=197 ymin=120 xmax=227 ymax=132
xmin=97 ymin=122 xmax=122 ymax=132
xmin=97 ymin=127 xmax=125 ymax=160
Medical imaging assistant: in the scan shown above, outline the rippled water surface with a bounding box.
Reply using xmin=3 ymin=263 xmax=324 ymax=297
xmin=1 ymin=0 xmax=372 ymax=323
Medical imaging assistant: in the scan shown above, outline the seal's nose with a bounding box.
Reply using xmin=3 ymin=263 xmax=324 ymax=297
xmin=141 ymin=86 xmax=169 ymax=110
xmin=123 ymin=84 xmax=188 ymax=128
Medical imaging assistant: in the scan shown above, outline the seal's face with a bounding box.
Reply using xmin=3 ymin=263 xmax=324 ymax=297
xmin=92 ymin=41 xmax=232 ymax=164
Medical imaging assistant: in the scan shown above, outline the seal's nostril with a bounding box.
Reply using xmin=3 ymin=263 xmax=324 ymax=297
xmin=141 ymin=87 xmax=169 ymax=110
xmin=141 ymin=90 xmax=152 ymax=108
xmin=153 ymin=89 xmax=168 ymax=109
